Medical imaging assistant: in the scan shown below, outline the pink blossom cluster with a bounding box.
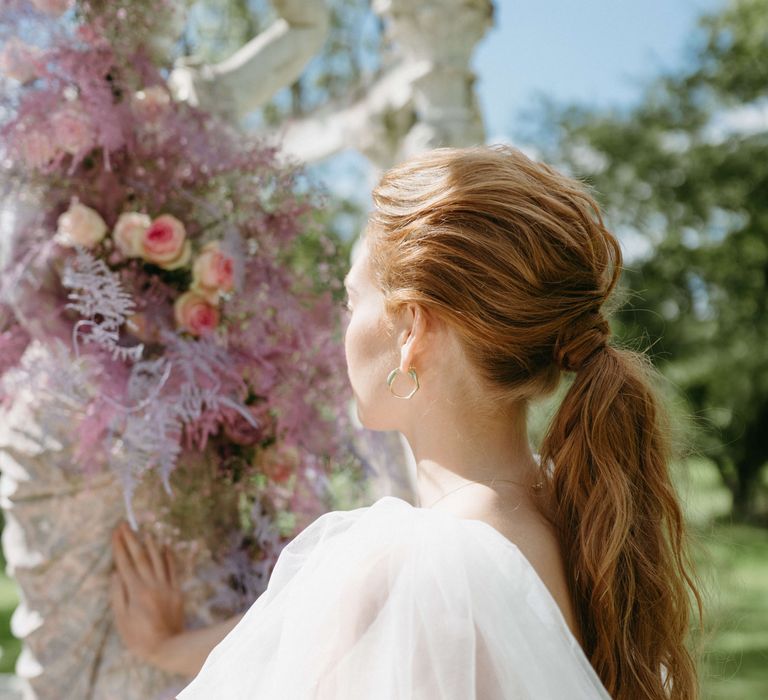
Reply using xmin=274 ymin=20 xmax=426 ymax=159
xmin=55 ymin=199 xmax=236 ymax=338
xmin=0 ymin=0 xmax=360 ymax=599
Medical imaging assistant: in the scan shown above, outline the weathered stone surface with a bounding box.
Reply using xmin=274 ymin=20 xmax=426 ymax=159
xmin=0 ymin=348 xmax=228 ymax=700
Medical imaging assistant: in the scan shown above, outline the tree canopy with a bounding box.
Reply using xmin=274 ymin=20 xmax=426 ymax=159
xmin=542 ymin=0 xmax=768 ymax=520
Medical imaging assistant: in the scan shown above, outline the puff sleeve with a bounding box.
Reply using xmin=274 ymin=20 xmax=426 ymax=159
xmin=177 ymin=496 xmax=611 ymax=699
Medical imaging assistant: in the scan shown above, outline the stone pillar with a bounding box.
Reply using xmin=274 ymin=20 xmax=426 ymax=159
xmin=0 ymin=346 xmax=231 ymax=700
xmin=371 ymin=0 xmax=492 ymax=163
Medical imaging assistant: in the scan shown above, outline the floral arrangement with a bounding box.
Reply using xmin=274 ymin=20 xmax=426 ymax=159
xmin=0 ymin=0 xmax=367 ymax=607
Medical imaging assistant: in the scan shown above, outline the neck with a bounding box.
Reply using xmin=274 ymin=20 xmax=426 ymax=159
xmin=401 ymin=399 xmax=540 ymax=509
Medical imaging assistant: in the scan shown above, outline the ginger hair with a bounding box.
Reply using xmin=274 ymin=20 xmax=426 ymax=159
xmin=367 ymin=145 xmax=701 ymax=700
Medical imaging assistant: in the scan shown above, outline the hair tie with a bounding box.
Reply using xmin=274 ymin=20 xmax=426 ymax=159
xmin=553 ymin=311 xmax=610 ymax=372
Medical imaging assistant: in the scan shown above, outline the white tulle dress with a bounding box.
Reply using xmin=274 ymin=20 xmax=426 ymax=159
xmin=177 ymin=495 xmax=612 ymax=699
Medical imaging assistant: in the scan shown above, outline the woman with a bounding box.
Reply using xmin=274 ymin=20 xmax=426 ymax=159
xmin=111 ymin=145 xmax=701 ymax=699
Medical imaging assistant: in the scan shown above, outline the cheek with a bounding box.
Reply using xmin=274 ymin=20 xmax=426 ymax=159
xmin=344 ymin=308 xmax=380 ymax=382
xmin=343 ymin=307 xmax=393 ymax=426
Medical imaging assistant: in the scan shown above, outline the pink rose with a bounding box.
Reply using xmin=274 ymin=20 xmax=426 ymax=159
xmin=113 ymin=212 xmax=151 ymax=257
xmin=51 ymin=103 xmax=95 ymax=156
xmin=174 ymin=291 xmax=220 ymax=336
xmin=191 ymin=241 xmax=235 ymax=302
xmin=56 ymin=199 xmax=107 ymax=248
xmin=0 ymin=37 xmax=42 ymax=84
xmin=30 ymin=0 xmax=73 ymax=15
xmin=16 ymin=128 xmax=57 ymax=170
xmin=140 ymin=214 xmax=191 ymax=270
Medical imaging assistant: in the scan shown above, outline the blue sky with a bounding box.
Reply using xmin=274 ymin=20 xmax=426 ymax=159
xmin=314 ymin=0 xmax=726 ymax=216
xmin=474 ymin=0 xmax=726 ymax=141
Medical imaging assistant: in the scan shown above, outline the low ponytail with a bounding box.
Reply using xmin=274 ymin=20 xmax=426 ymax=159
xmin=541 ymin=344 xmax=701 ymax=699
xmin=367 ymin=144 xmax=702 ymax=699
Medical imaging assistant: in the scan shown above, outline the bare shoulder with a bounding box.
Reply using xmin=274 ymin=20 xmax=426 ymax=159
xmin=443 ymin=494 xmax=580 ymax=641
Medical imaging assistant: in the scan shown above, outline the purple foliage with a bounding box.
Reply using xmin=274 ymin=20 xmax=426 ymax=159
xmin=0 ymin=1 xmax=360 ymax=572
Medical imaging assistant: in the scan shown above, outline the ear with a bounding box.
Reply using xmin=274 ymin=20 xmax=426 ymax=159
xmin=398 ymin=304 xmax=429 ymax=373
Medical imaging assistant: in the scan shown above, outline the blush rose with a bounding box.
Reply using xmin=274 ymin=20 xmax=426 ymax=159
xmin=56 ymin=199 xmax=108 ymax=248
xmin=174 ymin=291 xmax=220 ymax=336
xmin=191 ymin=241 xmax=235 ymax=302
xmin=112 ymin=212 xmax=151 ymax=257
xmin=140 ymin=214 xmax=191 ymax=270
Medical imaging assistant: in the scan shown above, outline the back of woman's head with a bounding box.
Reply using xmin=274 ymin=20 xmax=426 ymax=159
xmin=368 ymin=145 xmax=701 ymax=700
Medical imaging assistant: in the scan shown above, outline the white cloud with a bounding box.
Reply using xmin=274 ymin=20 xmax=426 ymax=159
xmin=704 ymin=99 xmax=768 ymax=143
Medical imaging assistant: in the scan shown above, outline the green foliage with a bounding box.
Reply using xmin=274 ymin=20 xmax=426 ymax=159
xmin=675 ymin=459 xmax=768 ymax=699
xmin=286 ymin=193 xmax=358 ymax=304
xmin=0 ymin=574 xmax=20 ymax=674
xmin=539 ymin=0 xmax=768 ymax=520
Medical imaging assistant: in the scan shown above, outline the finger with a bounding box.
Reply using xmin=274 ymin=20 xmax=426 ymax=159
xmin=112 ymin=528 xmax=142 ymax=588
xmin=145 ymin=533 xmax=166 ymax=583
xmin=163 ymin=546 xmax=179 ymax=589
xmin=120 ymin=524 xmax=155 ymax=584
xmin=112 ymin=520 xmax=127 ymax=539
xmin=110 ymin=571 xmax=127 ymax=616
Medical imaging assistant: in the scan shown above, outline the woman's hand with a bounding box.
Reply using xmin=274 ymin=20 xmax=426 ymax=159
xmin=110 ymin=521 xmax=185 ymax=666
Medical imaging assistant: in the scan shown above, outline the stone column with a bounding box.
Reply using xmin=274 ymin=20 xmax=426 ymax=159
xmin=0 ymin=346 xmax=229 ymax=700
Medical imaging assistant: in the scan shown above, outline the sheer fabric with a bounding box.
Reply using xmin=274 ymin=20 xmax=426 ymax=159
xmin=177 ymin=496 xmax=612 ymax=699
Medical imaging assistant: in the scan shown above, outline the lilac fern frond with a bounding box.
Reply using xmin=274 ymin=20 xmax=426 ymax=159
xmin=63 ymin=247 xmax=136 ymax=324
xmin=114 ymin=401 xmax=183 ymax=528
xmin=163 ymin=333 xmax=238 ymax=386
xmin=62 ymin=247 xmax=141 ymax=360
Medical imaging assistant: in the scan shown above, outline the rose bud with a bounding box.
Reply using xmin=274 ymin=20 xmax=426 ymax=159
xmin=191 ymin=241 xmax=235 ymax=303
xmin=140 ymin=214 xmax=191 ymax=270
xmin=55 ymin=199 xmax=107 ymax=248
xmin=174 ymin=290 xmax=220 ymax=336
xmin=113 ymin=212 xmax=151 ymax=258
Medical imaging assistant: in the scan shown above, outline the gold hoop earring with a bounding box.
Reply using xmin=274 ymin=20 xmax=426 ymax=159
xmin=386 ymin=367 xmax=419 ymax=400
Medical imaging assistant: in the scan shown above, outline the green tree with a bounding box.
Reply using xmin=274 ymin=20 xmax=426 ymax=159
xmin=539 ymin=0 xmax=768 ymax=520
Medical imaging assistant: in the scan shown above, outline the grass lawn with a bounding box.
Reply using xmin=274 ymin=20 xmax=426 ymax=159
xmin=676 ymin=459 xmax=768 ymax=700
xmin=0 ymin=459 xmax=765 ymax=697
xmin=696 ymin=522 xmax=768 ymax=699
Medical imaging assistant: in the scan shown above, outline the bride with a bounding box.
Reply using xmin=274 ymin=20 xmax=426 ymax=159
xmin=110 ymin=145 xmax=701 ymax=699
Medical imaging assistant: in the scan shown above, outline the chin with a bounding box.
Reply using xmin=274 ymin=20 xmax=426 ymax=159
xmin=353 ymin=397 xmax=390 ymax=432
